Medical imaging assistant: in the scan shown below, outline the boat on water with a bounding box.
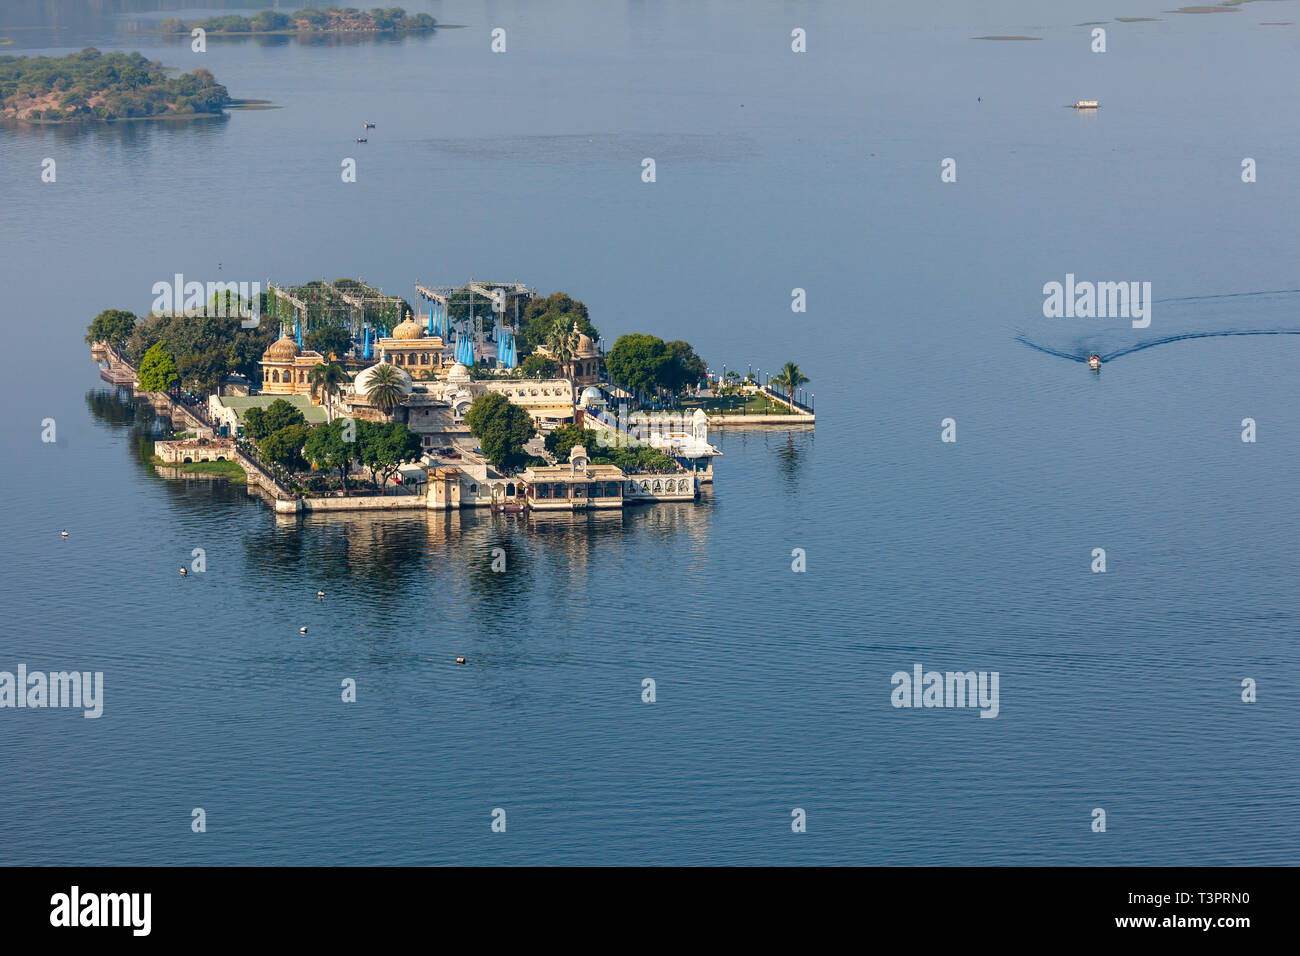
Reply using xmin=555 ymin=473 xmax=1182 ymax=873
xmin=363 ymin=122 xmax=376 ymax=129
xmin=1072 ymin=100 xmax=1099 ymax=110
xmin=1088 ymin=354 xmax=1102 ymax=371
xmin=355 ymin=137 xmax=368 ymax=143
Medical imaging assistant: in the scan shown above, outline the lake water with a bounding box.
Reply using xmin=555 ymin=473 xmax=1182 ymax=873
xmin=1 ymin=0 xmax=1298 ymax=865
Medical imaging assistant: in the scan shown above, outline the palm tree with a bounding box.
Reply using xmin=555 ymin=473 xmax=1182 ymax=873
xmin=770 ymin=362 xmax=810 ymax=410
xmin=546 ymin=323 xmax=579 ymax=375
xmin=365 ymin=362 xmax=407 ymax=417
xmin=308 ymin=362 xmax=349 ymax=422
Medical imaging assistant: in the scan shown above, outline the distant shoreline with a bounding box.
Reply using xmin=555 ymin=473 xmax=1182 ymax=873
xmin=135 ymin=8 xmax=438 ymax=39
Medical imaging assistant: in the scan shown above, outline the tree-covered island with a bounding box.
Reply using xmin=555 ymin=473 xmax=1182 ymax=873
xmin=157 ymin=7 xmax=436 ymax=35
xmin=0 ymin=49 xmax=231 ymax=122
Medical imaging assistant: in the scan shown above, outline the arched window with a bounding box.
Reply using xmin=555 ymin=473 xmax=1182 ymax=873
xmin=271 ymin=370 xmax=280 ymax=383
xmin=468 ymin=483 xmax=478 ymax=494
xmin=506 ymin=483 xmax=515 ymax=497
xmin=653 ymin=480 xmax=662 ymax=492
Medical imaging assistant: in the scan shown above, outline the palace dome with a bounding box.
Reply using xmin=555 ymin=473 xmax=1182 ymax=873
xmin=445 ymin=363 xmax=471 ymax=386
xmin=263 ymin=335 xmax=301 ymax=361
xmin=579 ymin=386 xmax=605 ymax=406
xmin=390 ymin=314 xmax=425 ymax=340
xmin=573 ymin=323 xmax=599 ymax=357
xmin=353 ymin=362 xmax=414 ymax=398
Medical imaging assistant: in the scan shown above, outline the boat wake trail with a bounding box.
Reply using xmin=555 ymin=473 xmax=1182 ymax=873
xmin=1099 ymin=329 xmax=1300 ymax=362
xmin=1152 ymin=288 xmax=1300 ymax=305
xmin=1016 ymin=286 xmax=1300 ymax=364
xmin=1014 ymin=332 xmax=1088 ymax=363
xmin=1017 ymin=328 xmax=1300 ymax=364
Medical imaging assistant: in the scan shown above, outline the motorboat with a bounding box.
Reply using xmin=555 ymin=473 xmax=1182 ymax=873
xmin=1088 ymin=354 xmax=1102 ymax=372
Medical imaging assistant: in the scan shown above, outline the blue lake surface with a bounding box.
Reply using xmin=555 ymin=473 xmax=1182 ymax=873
xmin=1 ymin=0 xmax=1298 ymax=864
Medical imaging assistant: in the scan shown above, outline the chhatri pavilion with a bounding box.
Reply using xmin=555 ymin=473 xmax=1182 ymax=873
xmin=258 ymin=335 xmax=325 ymax=396
xmin=374 ymin=312 xmax=445 ymax=374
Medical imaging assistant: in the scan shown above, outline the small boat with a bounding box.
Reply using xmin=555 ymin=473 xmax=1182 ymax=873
xmin=355 ymin=137 xmax=368 ymax=143
xmin=1072 ymin=100 xmax=1099 ymax=110
xmin=363 ymin=122 xmax=376 ymax=129
xmin=1088 ymin=354 xmax=1102 ymax=371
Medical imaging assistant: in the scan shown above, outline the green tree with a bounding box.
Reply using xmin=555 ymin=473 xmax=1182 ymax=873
xmin=520 ymin=353 xmax=557 ymax=379
xmin=545 ymin=323 xmax=580 ymax=369
xmin=465 ymin=392 xmax=536 ymax=468
xmin=264 ymin=398 xmax=307 ymax=433
xmin=138 ymin=342 xmax=179 ymax=393
xmin=770 ymin=361 xmax=810 ymax=406
xmin=304 ymin=419 xmax=354 ymax=495
xmin=306 ymin=326 xmax=353 ymax=360
xmin=249 ymin=11 xmax=291 ymax=31
xmin=544 ymin=424 xmax=599 ymax=463
xmin=176 ymin=345 xmax=230 ymax=395
xmin=308 ymin=362 xmax=349 ymax=421
xmin=606 ymin=333 xmax=673 ymax=400
xmin=357 ymin=421 xmax=423 ymax=492
xmin=591 ymin=443 xmax=678 ymax=474
xmin=363 ymin=362 xmax=408 ymax=416
xmin=123 ymin=311 xmax=273 ymax=386
xmin=259 ymin=423 xmax=311 ymax=472
xmin=519 ymin=292 xmax=598 ymax=356
xmin=665 ymin=340 xmax=707 ymax=393
xmin=85 ymin=309 xmax=136 ymax=348
xmin=243 ymin=398 xmax=306 ymax=441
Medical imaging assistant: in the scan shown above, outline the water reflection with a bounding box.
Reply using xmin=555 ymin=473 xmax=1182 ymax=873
xmin=775 ymin=430 xmax=809 ymax=486
xmin=5 ymin=112 xmax=230 ymax=145
xmin=85 ymin=385 xmax=147 ymax=428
